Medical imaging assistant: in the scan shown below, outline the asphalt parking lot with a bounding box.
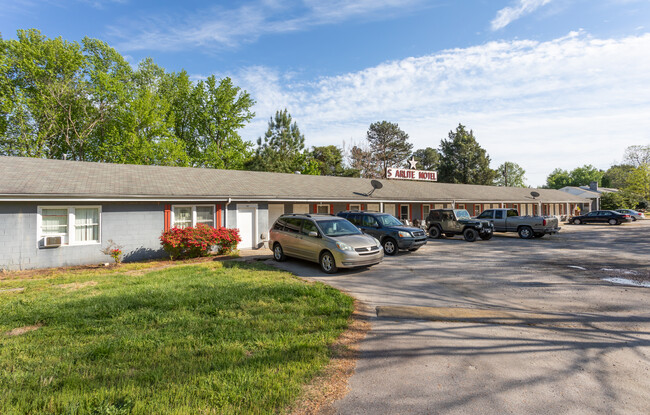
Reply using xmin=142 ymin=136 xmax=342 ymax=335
xmin=268 ymin=220 xmax=650 ymax=414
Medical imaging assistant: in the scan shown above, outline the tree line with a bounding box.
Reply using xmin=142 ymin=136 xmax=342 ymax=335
xmin=1 ymin=29 xmax=255 ymax=168
xmin=543 ymin=145 xmax=650 ymax=210
xmin=3 ymin=29 xmax=644 ymax=206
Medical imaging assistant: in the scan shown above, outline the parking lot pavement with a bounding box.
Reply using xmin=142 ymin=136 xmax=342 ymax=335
xmin=267 ymin=221 xmax=650 ymax=414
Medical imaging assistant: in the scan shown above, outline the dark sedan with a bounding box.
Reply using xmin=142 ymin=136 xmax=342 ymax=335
xmin=571 ymin=210 xmax=633 ymax=225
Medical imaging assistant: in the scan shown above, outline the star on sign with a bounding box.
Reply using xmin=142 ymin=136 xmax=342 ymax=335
xmin=408 ymin=156 xmax=418 ymax=170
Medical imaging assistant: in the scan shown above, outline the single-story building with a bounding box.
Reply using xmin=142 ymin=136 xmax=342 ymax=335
xmin=0 ymin=156 xmax=588 ymax=270
xmin=559 ymin=182 xmax=619 ymax=211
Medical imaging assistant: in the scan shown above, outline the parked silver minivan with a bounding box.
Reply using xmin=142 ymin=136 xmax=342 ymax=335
xmin=269 ymin=214 xmax=384 ymax=273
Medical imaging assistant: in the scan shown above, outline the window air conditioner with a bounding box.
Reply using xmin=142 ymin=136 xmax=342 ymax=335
xmin=44 ymin=236 xmax=62 ymax=247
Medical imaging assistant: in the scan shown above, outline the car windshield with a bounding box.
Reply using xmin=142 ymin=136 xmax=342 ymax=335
xmin=376 ymin=214 xmax=403 ymax=227
xmin=454 ymin=209 xmax=471 ymax=220
xmin=317 ymin=219 xmax=362 ymax=236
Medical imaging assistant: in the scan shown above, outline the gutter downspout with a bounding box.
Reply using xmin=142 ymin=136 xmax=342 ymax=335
xmin=224 ymin=198 xmax=232 ymax=227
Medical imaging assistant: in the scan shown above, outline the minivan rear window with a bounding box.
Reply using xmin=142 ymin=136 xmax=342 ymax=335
xmin=284 ymin=218 xmax=302 ymax=233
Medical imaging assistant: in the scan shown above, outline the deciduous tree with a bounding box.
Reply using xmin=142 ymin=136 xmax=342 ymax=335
xmin=494 ymin=161 xmax=526 ymax=187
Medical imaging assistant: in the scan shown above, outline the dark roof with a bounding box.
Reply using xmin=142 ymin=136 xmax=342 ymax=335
xmin=0 ymin=156 xmax=586 ymax=203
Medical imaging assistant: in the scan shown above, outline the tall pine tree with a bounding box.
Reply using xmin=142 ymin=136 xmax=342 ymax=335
xmin=438 ymin=124 xmax=496 ymax=185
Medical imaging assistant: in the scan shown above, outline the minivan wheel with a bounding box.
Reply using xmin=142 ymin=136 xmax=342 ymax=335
xmin=320 ymin=251 xmax=338 ymax=274
xmin=463 ymin=228 xmax=478 ymax=242
xmin=573 ymin=218 xmax=581 ymax=225
xmin=273 ymin=243 xmax=286 ymax=262
xmin=382 ymin=238 xmax=398 ymax=255
xmin=608 ymin=218 xmax=618 ymax=225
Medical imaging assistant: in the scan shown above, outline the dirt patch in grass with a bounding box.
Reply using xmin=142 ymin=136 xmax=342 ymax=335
xmin=0 ymin=287 xmax=25 ymax=294
xmin=56 ymin=281 xmax=98 ymax=290
xmin=0 ymin=253 xmax=247 ymax=282
xmin=4 ymin=323 xmax=43 ymax=337
xmin=288 ymin=300 xmax=372 ymax=415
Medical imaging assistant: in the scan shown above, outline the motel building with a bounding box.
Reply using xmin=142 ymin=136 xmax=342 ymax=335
xmin=0 ymin=157 xmax=588 ymax=271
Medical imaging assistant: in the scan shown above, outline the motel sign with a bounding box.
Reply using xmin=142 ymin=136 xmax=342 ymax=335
xmin=386 ymin=167 xmax=438 ymax=182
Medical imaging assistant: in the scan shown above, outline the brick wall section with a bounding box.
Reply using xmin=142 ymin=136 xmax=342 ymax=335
xmin=0 ymin=202 xmax=166 ymax=271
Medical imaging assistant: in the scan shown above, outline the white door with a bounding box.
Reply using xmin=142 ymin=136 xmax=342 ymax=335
xmin=237 ymin=205 xmax=257 ymax=249
xmin=268 ymin=204 xmax=284 ymax=232
xmin=384 ymin=204 xmax=396 ymax=216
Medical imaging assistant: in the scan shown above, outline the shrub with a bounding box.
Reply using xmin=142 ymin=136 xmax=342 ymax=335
xmin=101 ymin=239 xmax=124 ymax=264
xmin=160 ymin=225 xmax=241 ymax=260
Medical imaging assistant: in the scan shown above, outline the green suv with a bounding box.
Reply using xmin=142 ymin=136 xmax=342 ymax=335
xmin=269 ymin=214 xmax=384 ymax=273
xmin=426 ymin=209 xmax=494 ymax=242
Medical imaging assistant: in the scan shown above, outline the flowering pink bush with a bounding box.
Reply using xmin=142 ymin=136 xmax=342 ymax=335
xmin=160 ymin=225 xmax=241 ymax=259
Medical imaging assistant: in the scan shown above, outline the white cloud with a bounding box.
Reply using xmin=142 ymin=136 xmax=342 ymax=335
xmin=233 ymin=31 xmax=650 ymax=186
xmin=491 ymin=0 xmax=553 ymax=31
xmin=109 ymin=0 xmax=427 ymax=51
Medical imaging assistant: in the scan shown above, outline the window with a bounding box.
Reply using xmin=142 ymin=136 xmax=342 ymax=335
xmin=273 ymin=218 xmax=286 ymax=231
xmin=316 ymin=204 xmax=330 ymax=214
xmin=366 ymin=203 xmax=380 ymax=212
xmin=293 ymin=204 xmax=310 ymax=214
xmin=495 ymin=210 xmax=504 ymax=219
xmin=363 ymin=215 xmax=379 ymax=227
xmin=75 ymin=208 xmax=99 ymax=242
xmin=301 ymin=220 xmax=318 ymax=236
xmin=284 ymin=218 xmax=302 ymax=233
xmin=349 ymin=204 xmax=361 ymax=211
xmin=400 ymin=205 xmax=410 ymax=220
xmin=172 ymin=205 xmax=215 ymax=228
xmin=348 ymin=214 xmax=362 ymax=226
xmin=422 ymin=204 xmax=431 ymax=218
xmin=42 ymin=209 xmax=68 ymax=236
xmin=507 ymin=209 xmax=518 ymax=217
xmin=477 ymin=210 xmax=493 ymax=219
xmin=38 ymin=206 xmax=101 ymax=245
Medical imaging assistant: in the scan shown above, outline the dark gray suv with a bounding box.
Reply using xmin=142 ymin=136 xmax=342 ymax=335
xmin=337 ymin=211 xmax=427 ymax=255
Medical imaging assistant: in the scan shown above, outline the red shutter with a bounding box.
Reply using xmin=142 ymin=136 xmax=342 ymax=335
xmin=330 ymin=204 xmax=334 ymax=214
xmin=164 ymin=204 xmax=171 ymax=231
xmin=215 ymin=204 xmax=222 ymax=229
xmin=361 ymin=204 xmax=365 ymax=211
xmin=346 ymin=204 xmax=350 ymax=211
xmin=313 ymin=204 xmax=317 ymax=213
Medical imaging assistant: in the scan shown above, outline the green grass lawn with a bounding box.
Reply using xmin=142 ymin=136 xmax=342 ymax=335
xmin=0 ymin=261 xmax=354 ymax=414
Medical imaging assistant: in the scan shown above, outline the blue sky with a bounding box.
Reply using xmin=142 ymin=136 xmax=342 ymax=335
xmin=2 ymin=0 xmax=650 ymax=185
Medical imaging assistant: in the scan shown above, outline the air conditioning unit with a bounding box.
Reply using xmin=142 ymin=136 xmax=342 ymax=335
xmin=43 ymin=236 xmax=62 ymax=247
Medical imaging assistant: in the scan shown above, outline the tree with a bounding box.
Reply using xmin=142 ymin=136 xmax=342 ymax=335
xmin=600 ymin=192 xmax=627 ymax=210
xmin=410 ymin=147 xmax=440 ymax=171
xmin=438 ymin=124 xmax=496 ymax=185
xmin=602 ymin=164 xmax=635 ymax=188
xmin=346 ymin=141 xmax=375 ymax=178
xmin=366 ymin=121 xmax=412 ymax=178
xmin=570 ymin=165 xmax=604 ymax=187
xmin=248 ymin=109 xmax=308 ymax=173
xmin=545 ymin=169 xmax=572 ymax=189
xmin=1 ymin=29 xmax=255 ymax=169
xmin=623 ymin=145 xmax=650 ymax=167
xmin=625 ymin=164 xmax=650 ymax=200
xmin=494 ymin=161 xmax=526 ymax=187
xmin=311 ymin=145 xmax=345 ymax=176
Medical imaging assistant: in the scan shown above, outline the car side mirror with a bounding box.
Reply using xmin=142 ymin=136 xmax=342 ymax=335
xmin=308 ymin=231 xmax=319 ymax=238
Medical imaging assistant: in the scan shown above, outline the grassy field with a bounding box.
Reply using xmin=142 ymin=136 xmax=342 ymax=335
xmin=0 ymin=261 xmax=354 ymax=414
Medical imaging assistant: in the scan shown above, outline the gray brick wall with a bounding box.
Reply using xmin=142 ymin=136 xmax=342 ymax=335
xmin=0 ymin=202 xmax=166 ymax=271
